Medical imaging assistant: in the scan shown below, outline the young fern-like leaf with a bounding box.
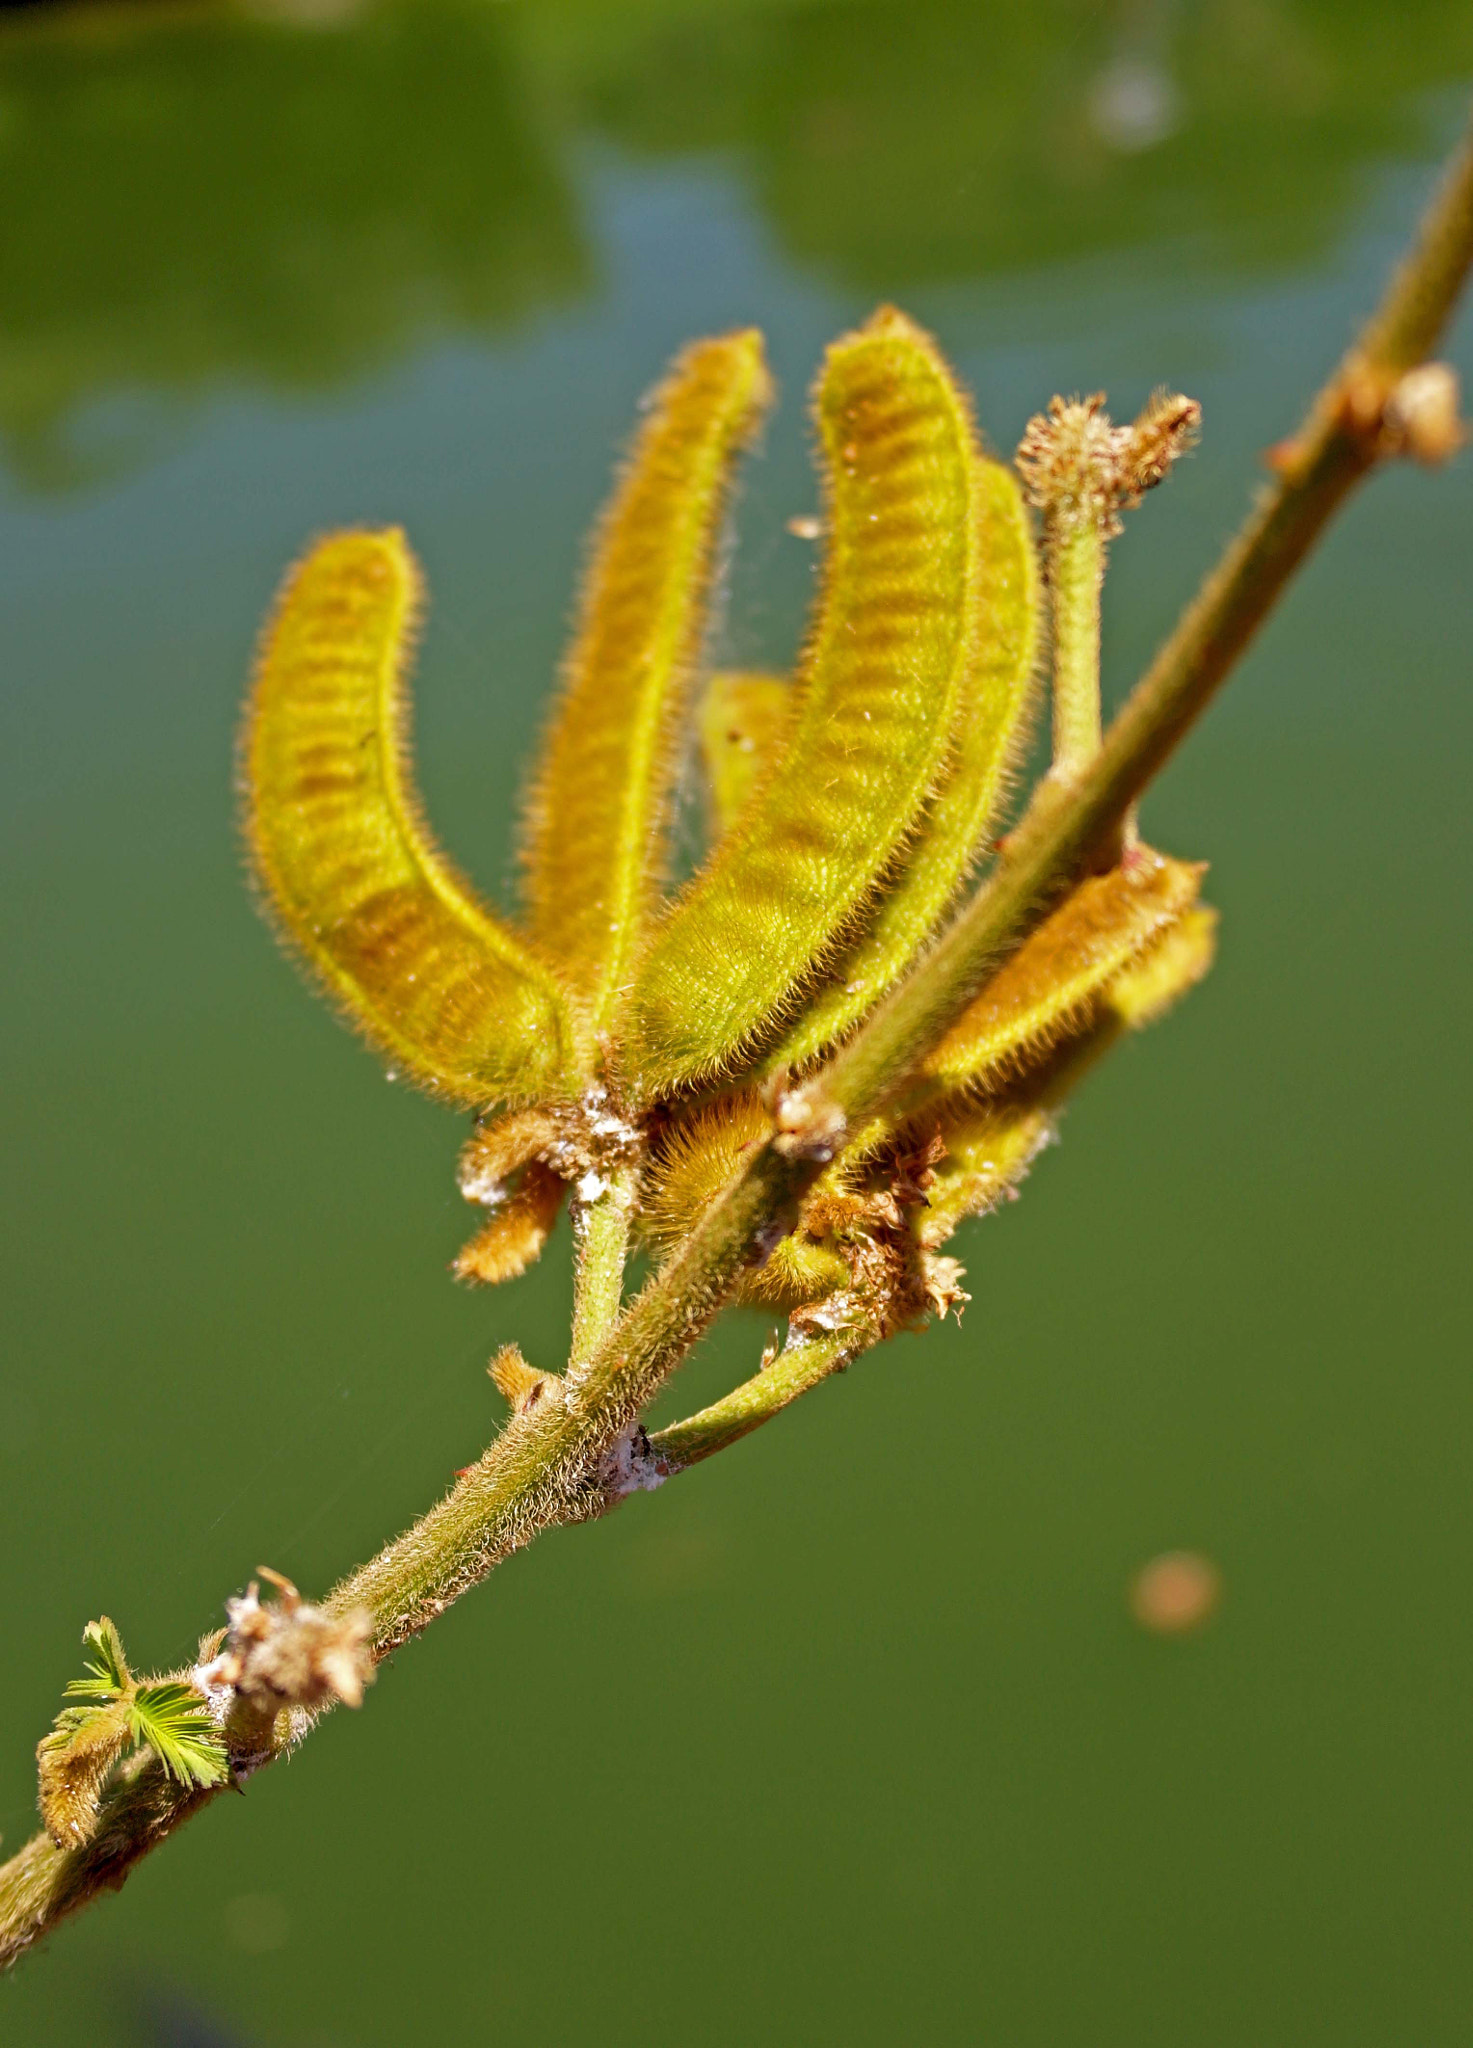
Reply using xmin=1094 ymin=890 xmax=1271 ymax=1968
xmin=697 ymin=669 xmax=792 ymax=839
xmin=66 ymin=1616 xmax=130 ymax=1700
xmin=126 ymin=1684 xmax=229 ymax=1792
xmin=773 ymin=456 xmax=1039 ymax=1068
xmin=921 ymin=850 xmax=1205 ymax=1095
xmin=36 ymin=1618 xmax=226 ymax=1848
xmin=619 ymin=307 xmax=987 ymax=1097
xmin=523 ymin=331 xmax=773 ymax=1027
xmin=245 ymin=529 xmax=579 ymax=1109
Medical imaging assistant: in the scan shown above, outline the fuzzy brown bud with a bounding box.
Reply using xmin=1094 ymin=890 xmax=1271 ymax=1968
xmin=1016 ymin=393 xmax=1126 ymax=532
xmin=1117 ymin=388 xmax=1202 ymax=499
xmin=1017 ymin=389 xmax=1200 ymax=537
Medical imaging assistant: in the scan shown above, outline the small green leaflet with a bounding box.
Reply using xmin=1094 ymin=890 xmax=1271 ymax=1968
xmin=128 ymin=1683 xmax=229 ymax=1790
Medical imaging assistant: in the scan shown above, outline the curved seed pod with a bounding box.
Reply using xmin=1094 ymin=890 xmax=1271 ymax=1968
xmin=246 ymin=530 xmax=579 ymax=1108
xmin=523 ymin=330 xmax=773 ymax=1026
xmin=620 ymin=307 xmax=986 ymax=1097
xmin=454 ymin=1163 xmax=566 ymax=1286
xmin=917 ymin=1103 xmax=1056 ymax=1251
xmin=922 ymin=849 xmax=1204 ymax=1094
xmin=642 ymin=1093 xmax=852 ymax=1308
xmin=457 ymin=1106 xmax=560 ymax=1205
xmin=1104 ymin=904 xmax=1218 ymax=1030
xmin=775 ymin=456 xmax=1039 ymax=1068
xmin=698 ymin=670 xmax=792 ymax=841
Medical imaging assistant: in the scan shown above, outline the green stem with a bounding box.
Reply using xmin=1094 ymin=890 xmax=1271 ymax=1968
xmin=649 ymin=1326 xmax=870 ymax=1470
xmin=568 ymin=1160 xmax=638 ymax=1368
xmin=1047 ymin=517 xmax=1105 ymax=780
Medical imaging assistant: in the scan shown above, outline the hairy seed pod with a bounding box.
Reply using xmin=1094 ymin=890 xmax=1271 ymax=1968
xmin=923 ymin=850 xmax=1204 ymax=1094
xmin=454 ymin=1162 xmax=567 ymax=1285
xmin=698 ymin=670 xmax=793 ymax=840
xmin=774 ymin=455 xmax=1039 ymax=1067
xmin=523 ymin=332 xmax=773 ymax=1026
xmin=245 ymin=530 xmax=579 ymax=1107
xmin=642 ymin=1091 xmax=771 ymax=1251
xmin=1104 ymin=903 xmax=1219 ymax=1030
xmin=917 ymin=1103 xmax=1056 ymax=1250
xmin=919 ymin=890 xmax=1219 ymax=1250
xmin=620 ymin=307 xmax=987 ymax=1095
xmin=643 ymin=1094 xmax=853 ymax=1307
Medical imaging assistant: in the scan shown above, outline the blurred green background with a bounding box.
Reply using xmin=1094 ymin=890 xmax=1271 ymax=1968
xmin=3 ymin=1 xmax=1472 ymax=2041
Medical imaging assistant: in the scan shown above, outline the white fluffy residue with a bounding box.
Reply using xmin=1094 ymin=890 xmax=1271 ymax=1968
xmin=458 ymin=1165 xmax=508 ymax=1209
xmin=598 ymin=1425 xmax=666 ymax=1498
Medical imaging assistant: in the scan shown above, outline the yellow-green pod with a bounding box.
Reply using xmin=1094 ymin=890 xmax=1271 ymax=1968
xmin=620 ymin=307 xmax=986 ymax=1096
xmin=1105 ymin=904 xmax=1218 ymax=1030
xmin=923 ymin=850 xmax=1204 ymax=1094
xmin=642 ymin=1091 xmax=849 ymax=1307
xmin=743 ymin=1224 xmax=851 ymax=1309
xmin=523 ymin=330 xmax=773 ymax=1027
xmin=918 ymin=1102 xmax=1056 ymax=1250
xmin=919 ymin=895 xmax=1217 ymax=1248
xmin=245 ymin=529 xmax=578 ymax=1107
xmin=642 ymin=1091 xmax=770 ymax=1254
xmin=698 ymin=670 xmax=792 ymax=841
xmin=775 ymin=455 xmax=1038 ymax=1068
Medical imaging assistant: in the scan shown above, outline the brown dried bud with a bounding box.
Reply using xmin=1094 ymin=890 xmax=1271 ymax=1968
xmin=1016 ymin=388 xmax=1200 ymax=536
xmin=1016 ymin=393 xmax=1125 ymax=531
xmin=1118 ymin=388 xmax=1202 ymax=499
xmin=920 ymin=1252 xmax=969 ymax=1321
xmin=197 ymin=1570 xmax=373 ymax=1714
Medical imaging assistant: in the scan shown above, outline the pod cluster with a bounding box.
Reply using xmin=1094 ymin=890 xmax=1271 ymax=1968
xmin=243 ymin=309 xmax=1214 ymax=1334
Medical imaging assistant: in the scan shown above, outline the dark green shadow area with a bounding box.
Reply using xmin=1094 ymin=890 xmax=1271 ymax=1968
xmin=0 ymin=0 xmax=585 ymax=490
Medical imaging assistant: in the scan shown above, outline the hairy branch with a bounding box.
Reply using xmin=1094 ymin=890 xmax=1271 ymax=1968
xmin=5 ymin=107 xmax=1472 ymax=1972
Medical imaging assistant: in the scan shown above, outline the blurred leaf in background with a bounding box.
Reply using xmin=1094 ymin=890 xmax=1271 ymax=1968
xmin=3 ymin=0 xmax=1472 ymax=490
xmin=562 ymin=0 xmax=1473 ymax=281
